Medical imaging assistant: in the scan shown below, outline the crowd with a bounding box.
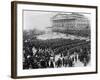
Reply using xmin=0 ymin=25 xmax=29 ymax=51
xmin=23 ymin=39 xmax=91 ymax=69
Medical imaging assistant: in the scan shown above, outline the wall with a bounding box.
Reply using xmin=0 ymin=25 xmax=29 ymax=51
xmin=0 ymin=0 xmax=99 ymax=80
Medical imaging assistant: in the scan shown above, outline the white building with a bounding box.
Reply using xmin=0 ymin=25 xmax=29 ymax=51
xmin=51 ymin=13 xmax=90 ymax=31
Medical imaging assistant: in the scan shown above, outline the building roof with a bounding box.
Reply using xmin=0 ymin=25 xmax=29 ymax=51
xmin=52 ymin=12 xmax=87 ymax=21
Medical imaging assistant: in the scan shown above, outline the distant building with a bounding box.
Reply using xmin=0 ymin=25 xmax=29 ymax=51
xmin=51 ymin=13 xmax=90 ymax=31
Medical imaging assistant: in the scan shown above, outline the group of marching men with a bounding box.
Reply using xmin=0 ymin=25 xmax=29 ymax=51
xmin=23 ymin=45 xmax=90 ymax=69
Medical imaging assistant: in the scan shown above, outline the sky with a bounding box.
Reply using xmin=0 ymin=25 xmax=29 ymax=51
xmin=23 ymin=10 xmax=91 ymax=31
xmin=23 ymin=10 xmax=56 ymax=31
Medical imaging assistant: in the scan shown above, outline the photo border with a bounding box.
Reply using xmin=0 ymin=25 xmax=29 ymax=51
xmin=11 ymin=1 xmax=98 ymax=79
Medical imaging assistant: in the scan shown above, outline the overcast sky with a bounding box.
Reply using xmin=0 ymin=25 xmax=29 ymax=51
xmin=23 ymin=10 xmax=90 ymax=31
xmin=23 ymin=10 xmax=57 ymax=31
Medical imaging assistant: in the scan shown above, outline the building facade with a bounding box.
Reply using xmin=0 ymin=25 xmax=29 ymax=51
xmin=51 ymin=13 xmax=90 ymax=31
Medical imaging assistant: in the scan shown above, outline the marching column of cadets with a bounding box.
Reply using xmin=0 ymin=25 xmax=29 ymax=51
xmin=23 ymin=45 xmax=90 ymax=69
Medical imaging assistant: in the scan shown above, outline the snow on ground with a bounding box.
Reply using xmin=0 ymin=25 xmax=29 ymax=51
xmin=73 ymin=60 xmax=84 ymax=67
xmin=37 ymin=32 xmax=89 ymax=41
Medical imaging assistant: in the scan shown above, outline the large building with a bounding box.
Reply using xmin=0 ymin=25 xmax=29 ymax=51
xmin=51 ymin=13 xmax=90 ymax=31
